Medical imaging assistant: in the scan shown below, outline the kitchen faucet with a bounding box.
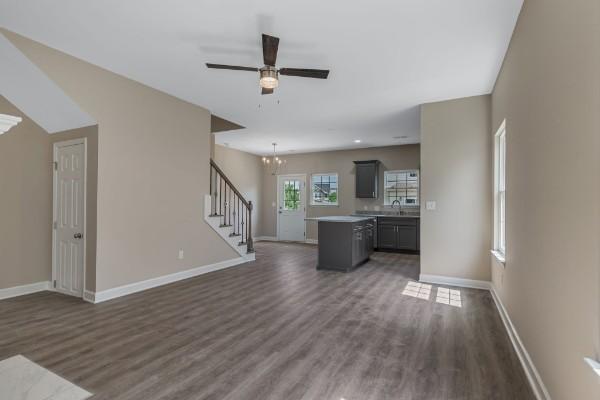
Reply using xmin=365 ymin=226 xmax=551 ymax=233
xmin=391 ymin=199 xmax=403 ymax=214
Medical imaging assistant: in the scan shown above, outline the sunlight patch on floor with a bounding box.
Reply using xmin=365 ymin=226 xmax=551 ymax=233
xmin=435 ymin=287 xmax=462 ymax=307
xmin=402 ymin=282 xmax=463 ymax=308
xmin=402 ymin=281 xmax=432 ymax=300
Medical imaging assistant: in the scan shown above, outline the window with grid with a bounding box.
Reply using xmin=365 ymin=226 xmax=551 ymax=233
xmin=311 ymin=174 xmax=338 ymax=206
xmin=495 ymin=121 xmax=507 ymax=257
xmin=383 ymin=170 xmax=419 ymax=206
xmin=283 ymin=180 xmax=301 ymax=210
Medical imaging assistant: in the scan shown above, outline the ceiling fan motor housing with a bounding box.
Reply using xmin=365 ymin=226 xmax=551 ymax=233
xmin=260 ymin=66 xmax=279 ymax=89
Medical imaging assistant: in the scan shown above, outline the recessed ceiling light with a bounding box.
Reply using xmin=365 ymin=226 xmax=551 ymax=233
xmin=354 ymin=139 xmax=361 ymax=143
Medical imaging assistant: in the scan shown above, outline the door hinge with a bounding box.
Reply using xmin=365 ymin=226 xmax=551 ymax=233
xmin=53 ymin=280 xmax=56 ymax=288
xmin=53 ymin=161 xmax=58 ymax=171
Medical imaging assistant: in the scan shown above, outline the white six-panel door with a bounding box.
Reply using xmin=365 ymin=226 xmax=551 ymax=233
xmin=277 ymin=174 xmax=306 ymax=242
xmin=53 ymin=139 xmax=86 ymax=297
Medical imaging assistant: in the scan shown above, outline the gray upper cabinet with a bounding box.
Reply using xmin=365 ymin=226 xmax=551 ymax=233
xmin=354 ymin=160 xmax=379 ymax=198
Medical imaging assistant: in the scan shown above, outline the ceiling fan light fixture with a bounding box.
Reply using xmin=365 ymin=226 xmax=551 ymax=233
xmin=259 ymin=67 xmax=279 ymax=89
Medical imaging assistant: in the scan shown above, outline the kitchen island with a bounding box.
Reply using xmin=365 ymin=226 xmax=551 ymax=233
xmin=311 ymin=216 xmax=375 ymax=272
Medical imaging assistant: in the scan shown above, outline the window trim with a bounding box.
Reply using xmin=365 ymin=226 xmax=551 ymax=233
xmin=383 ymin=169 xmax=420 ymax=206
xmin=310 ymin=172 xmax=339 ymax=206
xmin=493 ymin=119 xmax=507 ymax=264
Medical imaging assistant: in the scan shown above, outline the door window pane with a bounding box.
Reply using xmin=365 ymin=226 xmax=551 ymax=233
xmin=283 ymin=180 xmax=301 ymax=210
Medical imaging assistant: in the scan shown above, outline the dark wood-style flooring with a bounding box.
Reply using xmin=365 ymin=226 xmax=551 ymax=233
xmin=0 ymin=242 xmax=534 ymax=400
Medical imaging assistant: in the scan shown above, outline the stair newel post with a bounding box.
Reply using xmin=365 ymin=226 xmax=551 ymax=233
xmin=247 ymin=201 xmax=255 ymax=253
xmin=209 ymin=164 xmax=213 ymax=215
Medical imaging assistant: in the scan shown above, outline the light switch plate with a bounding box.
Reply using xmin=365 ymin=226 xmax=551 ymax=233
xmin=178 ymin=249 xmax=184 ymax=260
xmin=426 ymin=201 xmax=437 ymax=211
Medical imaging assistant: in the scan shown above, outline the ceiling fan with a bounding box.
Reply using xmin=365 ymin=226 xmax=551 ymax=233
xmin=206 ymin=34 xmax=330 ymax=95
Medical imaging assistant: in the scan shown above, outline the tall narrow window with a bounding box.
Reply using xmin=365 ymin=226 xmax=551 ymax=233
xmin=494 ymin=120 xmax=507 ymax=260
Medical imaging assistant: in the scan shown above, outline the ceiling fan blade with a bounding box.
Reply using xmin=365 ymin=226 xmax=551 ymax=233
xmin=206 ymin=63 xmax=258 ymax=72
xmin=262 ymin=87 xmax=274 ymax=95
xmin=262 ymin=34 xmax=280 ymax=66
xmin=279 ymin=68 xmax=329 ymax=79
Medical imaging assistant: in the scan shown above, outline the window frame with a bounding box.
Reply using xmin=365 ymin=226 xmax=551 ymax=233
xmin=310 ymin=173 xmax=339 ymax=206
xmin=493 ymin=120 xmax=507 ymax=263
xmin=383 ymin=169 xmax=420 ymax=206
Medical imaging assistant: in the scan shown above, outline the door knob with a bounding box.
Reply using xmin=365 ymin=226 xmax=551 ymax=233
xmin=74 ymin=233 xmax=83 ymax=239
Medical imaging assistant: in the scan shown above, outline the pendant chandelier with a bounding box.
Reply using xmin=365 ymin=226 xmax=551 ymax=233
xmin=262 ymin=143 xmax=286 ymax=175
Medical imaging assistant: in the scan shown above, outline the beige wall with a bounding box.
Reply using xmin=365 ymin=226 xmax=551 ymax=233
xmin=490 ymin=0 xmax=600 ymax=398
xmin=213 ymin=144 xmax=263 ymax=237
xmin=260 ymin=145 xmax=420 ymax=240
xmin=0 ymin=96 xmax=98 ymax=291
xmin=420 ymin=95 xmax=492 ymax=282
xmin=3 ymin=29 xmax=238 ymax=292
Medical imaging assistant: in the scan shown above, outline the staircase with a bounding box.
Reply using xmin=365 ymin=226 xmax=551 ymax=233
xmin=204 ymin=159 xmax=255 ymax=259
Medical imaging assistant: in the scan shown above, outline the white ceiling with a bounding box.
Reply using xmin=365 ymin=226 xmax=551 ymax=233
xmin=0 ymin=32 xmax=95 ymax=133
xmin=0 ymin=0 xmax=522 ymax=154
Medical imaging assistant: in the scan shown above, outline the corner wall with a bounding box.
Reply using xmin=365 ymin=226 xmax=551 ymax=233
xmin=420 ymin=95 xmax=492 ymax=282
xmin=2 ymin=29 xmax=238 ymax=292
xmin=490 ymin=0 xmax=600 ymax=398
xmin=213 ymin=144 xmax=263 ymax=238
xmin=0 ymin=96 xmax=98 ymax=291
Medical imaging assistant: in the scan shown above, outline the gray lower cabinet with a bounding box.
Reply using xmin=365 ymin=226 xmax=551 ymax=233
xmin=377 ymin=217 xmax=420 ymax=252
xmin=318 ymin=220 xmax=374 ymax=272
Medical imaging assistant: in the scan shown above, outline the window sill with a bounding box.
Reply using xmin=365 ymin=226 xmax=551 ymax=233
xmin=310 ymin=204 xmax=339 ymax=207
xmin=491 ymin=250 xmax=506 ymax=265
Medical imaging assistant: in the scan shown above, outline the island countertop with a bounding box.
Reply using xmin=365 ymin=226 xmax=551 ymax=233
xmin=305 ymin=216 xmax=375 ymax=223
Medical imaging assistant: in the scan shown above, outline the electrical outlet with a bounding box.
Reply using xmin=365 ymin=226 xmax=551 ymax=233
xmin=426 ymin=201 xmax=437 ymax=211
xmin=178 ymin=249 xmax=184 ymax=260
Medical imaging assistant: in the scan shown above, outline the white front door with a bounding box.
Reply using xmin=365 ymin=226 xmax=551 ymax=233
xmin=277 ymin=174 xmax=306 ymax=242
xmin=53 ymin=139 xmax=86 ymax=297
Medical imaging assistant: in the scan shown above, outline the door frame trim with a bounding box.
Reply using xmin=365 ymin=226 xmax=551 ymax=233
xmin=276 ymin=173 xmax=307 ymax=242
xmin=52 ymin=137 xmax=87 ymax=298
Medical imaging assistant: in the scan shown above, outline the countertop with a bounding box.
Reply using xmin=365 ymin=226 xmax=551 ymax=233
xmin=352 ymin=212 xmax=420 ymax=219
xmin=305 ymin=216 xmax=375 ymax=223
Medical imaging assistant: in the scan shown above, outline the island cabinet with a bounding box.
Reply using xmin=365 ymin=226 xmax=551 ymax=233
xmin=354 ymin=160 xmax=379 ymax=198
xmin=377 ymin=217 xmax=420 ymax=252
xmin=317 ymin=218 xmax=374 ymax=272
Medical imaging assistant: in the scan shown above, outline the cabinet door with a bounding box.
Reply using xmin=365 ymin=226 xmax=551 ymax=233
xmin=378 ymin=225 xmax=397 ymax=249
xmin=355 ymin=163 xmax=377 ymax=198
xmin=397 ymin=226 xmax=418 ymax=250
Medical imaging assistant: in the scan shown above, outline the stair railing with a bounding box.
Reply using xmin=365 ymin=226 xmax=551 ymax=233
xmin=209 ymin=159 xmax=254 ymax=254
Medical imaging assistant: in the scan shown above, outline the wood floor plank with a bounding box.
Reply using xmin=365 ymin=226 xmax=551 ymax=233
xmin=0 ymin=242 xmax=534 ymax=400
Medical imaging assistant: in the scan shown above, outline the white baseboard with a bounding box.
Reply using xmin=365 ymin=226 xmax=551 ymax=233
xmin=255 ymin=236 xmax=278 ymax=242
xmin=0 ymin=281 xmax=51 ymax=300
xmin=83 ymin=290 xmax=95 ymax=304
xmin=88 ymin=256 xmax=253 ymax=304
xmin=305 ymin=239 xmax=318 ymax=245
xmin=418 ymin=273 xmax=548 ymax=400
xmin=490 ymin=286 xmax=550 ymax=400
xmin=419 ymin=274 xmax=491 ymax=290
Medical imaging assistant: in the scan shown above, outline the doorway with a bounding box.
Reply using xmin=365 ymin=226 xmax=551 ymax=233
xmin=277 ymin=174 xmax=306 ymax=242
xmin=52 ymin=138 xmax=87 ymax=298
